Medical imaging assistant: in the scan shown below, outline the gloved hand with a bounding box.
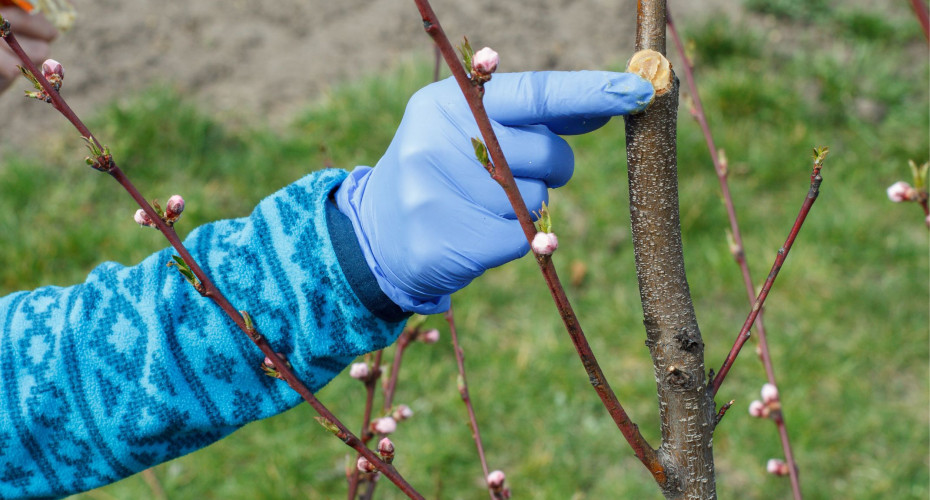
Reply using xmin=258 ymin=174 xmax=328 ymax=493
xmin=335 ymin=70 xmax=655 ymax=314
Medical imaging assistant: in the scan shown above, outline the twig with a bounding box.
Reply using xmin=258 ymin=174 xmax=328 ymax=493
xmin=0 ymin=18 xmax=423 ymax=500
xmin=910 ymin=0 xmax=930 ymax=42
xmin=711 ymin=149 xmax=827 ymax=395
xmin=383 ymin=328 xmax=416 ymax=412
xmin=140 ymin=468 xmax=167 ymax=500
xmin=667 ymin=10 xmax=803 ymax=499
xmin=347 ymin=351 xmax=384 ymax=500
xmin=410 ymin=0 xmax=666 ymax=486
xmin=359 ymin=327 xmax=415 ymax=500
xmin=432 ymin=45 xmax=442 ymax=82
xmin=713 ymin=400 xmax=735 ymax=427
xmin=444 ymin=304 xmax=495 ymax=500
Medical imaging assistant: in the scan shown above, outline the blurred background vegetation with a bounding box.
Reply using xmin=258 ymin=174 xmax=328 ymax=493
xmin=0 ymin=0 xmax=926 ymax=498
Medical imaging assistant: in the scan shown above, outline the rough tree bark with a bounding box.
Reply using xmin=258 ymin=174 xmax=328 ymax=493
xmin=623 ymin=1 xmax=717 ymax=498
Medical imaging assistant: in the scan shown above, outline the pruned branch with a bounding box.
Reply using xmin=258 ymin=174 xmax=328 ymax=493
xmin=624 ymin=1 xmax=716 ymax=498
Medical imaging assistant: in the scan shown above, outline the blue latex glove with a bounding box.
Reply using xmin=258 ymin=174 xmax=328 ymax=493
xmin=335 ymin=71 xmax=655 ymax=314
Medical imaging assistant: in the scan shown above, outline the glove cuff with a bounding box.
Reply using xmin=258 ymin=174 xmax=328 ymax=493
xmin=325 ymin=198 xmax=411 ymax=322
xmin=334 ymin=167 xmax=451 ymax=315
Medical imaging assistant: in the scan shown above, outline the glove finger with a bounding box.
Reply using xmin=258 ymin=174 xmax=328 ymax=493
xmin=371 ymin=195 xmax=531 ymax=297
xmin=449 ymin=159 xmax=549 ymax=220
xmin=455 ymin=212 xmax=531 ymax=272
xmin=402 ymin=211 xmax=530 ymax=297
xmin=543 ymin=115 xmax=612 ymax=136
xmin=483 ymin=71 xmax=655 ymax=133
xmin=494 ymin=124 xmax=574 ymax=188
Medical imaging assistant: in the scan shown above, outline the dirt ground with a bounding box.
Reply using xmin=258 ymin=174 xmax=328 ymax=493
xmin=0 ymin=0 xmax=733 ymax=154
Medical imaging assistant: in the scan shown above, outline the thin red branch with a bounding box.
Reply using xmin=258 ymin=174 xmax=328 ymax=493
xmin=347 ymin=351 xmax=384 ymax=500
xmin=910 ymin=0 xmax=930 ymax=41
xmin=432 ymin=45 xmax=442 ymax=82
xmin=713 ymin=400 xmax=735 ymax=426
xmin=383 ymin=328 xmax=415 ymax=412
xmin=444 ymin=304 xmax=494 ymax=500
xmin=711 ymin=157 xmax=826 ymax=396
xmin=667 ymin=11 xmax=803 ymax=499
xmin=772 ymin=409 xmax=801 ymax=492
xmin=357 ymin=328 xmax=414 ymax=500
xmin=410 ymin=0 xmax=666 ymax=486
xmin=1 ymin=21 xmax=423 ymax=500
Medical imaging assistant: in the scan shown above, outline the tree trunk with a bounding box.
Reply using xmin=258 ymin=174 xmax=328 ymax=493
xmin=623 ymin=1 xmax=717 ymax=498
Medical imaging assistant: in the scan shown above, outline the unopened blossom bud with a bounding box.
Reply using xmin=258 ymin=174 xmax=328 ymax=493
xmin=761 ymin=383 xmax=779 ymax=404
xmin=134 ymin=209 xmax=156 ymax=228
xmin=472 ymin=47 xmax=499 ymax=75
xmin=372 ymin=416 xmax=397 ymax=435
xmin=165 ymin=195 xmax=185 ymax=221
xmin=263 ymin=352 xmax=288 ymax=369
xmin=357 ymin=456 xmax=376 ymax=473
xmin=392 ymin=404 xmax=414 ymax=421
xmin=925 ymin=214 xmax=930 ymax=227
xmin=378 ymin=437 xmax=395 ymax=463
xmin=766 ymin=458 xmax=789 ymax=476
xmin=748 ymin=400 xmax=768 ymax=418
xmin=261 ymin=353 xmax=290 ymax=380
xmin=419 ymin=328 xmax=440 ymax=344
xmin=887 ymin=181 xmax=917 ymax=202
xmin=41 ymin=59 xmax=64 ymax=88
xmin=349 ymin=362 xmax=371 ymax=380
xmin=487 ymin=470 xmax=506 ymax=490
xmin=531 ymin=232 xmax=559 ymax=255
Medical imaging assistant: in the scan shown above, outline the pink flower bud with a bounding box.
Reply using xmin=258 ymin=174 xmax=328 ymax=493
xmin=419 ymin=328 xmax=440 ymax=344
xmin=357 ymin=456 xmax=376 ymax=473
xmin=487 ymin=470 xmax=506 ymax=489
xmin=766 ymin=458 xmax=789 ymax=476
xmin=761 ymin=383 xmax=779 ymax=404
xmin=926 ymin=214 xmax=930 ymax=228
xmin=134 ymin=209 xmax=156 ymax=228
xmin=165 ymin=194 xmax=185 ymax=220
xmin=887 ymin=181 xmax=917 ymax=202
xmin=378 ymin=437 xmax=395 ymax=463
xmin=531 ymin=232 xmax=559 ymax=255
xmin=748 ymin=400 xmax=767 ymax=418
xmin=372 ymin=416 xmax=397 ymax=435
xmin=349 ymin=362 xmax=371 ymax=380
xmin=472 ymin=47 xmax=499 ymax=75
xmin=261 ymin=352 xmax=289 ymax=380
xmin=262 ymin=352 xmax=289 ymax=370
xmin=392 ymin=404 xmax=414 ymax=421
xmin=41 ymin=59 xmax=64 ymax=86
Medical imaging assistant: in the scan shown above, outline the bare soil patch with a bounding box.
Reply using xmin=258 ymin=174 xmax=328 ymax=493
xmin=0 ymin=0 xmax=732 ymax=154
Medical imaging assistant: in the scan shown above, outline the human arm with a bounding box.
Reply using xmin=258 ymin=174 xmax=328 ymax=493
xmin=0 ymin=170 xmax=409 ymax=498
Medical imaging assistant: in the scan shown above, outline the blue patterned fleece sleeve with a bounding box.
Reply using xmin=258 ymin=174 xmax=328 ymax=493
xmin=0 ymin=169 xmax=409 ymax=499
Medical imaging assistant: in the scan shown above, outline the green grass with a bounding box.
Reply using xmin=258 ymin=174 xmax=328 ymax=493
xmin=1 ymin=5 xmax=926 ymax=500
